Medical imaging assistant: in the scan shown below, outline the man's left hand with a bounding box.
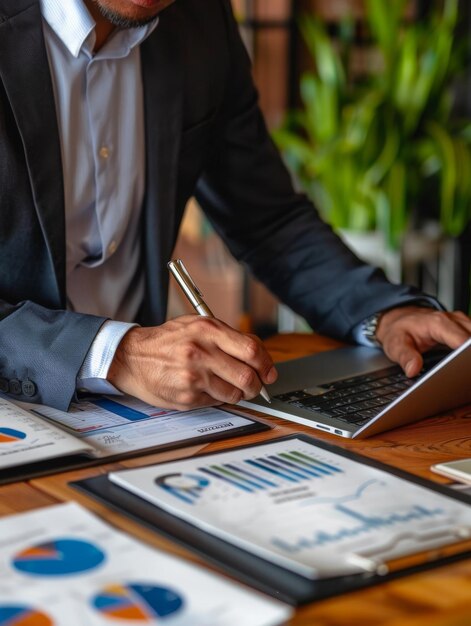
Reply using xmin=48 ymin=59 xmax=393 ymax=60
xmin=375 ymin=306 xmax=471 ymax=377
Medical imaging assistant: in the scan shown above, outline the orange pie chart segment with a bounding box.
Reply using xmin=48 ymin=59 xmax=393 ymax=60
xmin=0 ymin=606 xmax=53 ymax=626
xmin=0 ymin=428 xmax=27 ymax=443
xmin=93 ymin=583 xmax=184 ymax=621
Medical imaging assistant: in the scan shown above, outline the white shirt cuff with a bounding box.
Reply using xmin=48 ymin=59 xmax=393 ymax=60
xmin=77 ymin=320 xmax=138 ymax=394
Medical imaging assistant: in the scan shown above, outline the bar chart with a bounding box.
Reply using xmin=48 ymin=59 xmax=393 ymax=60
xmin=111 ymin=437 xmax=471 ymax=579
xmin=195 ymin=449 xmax=343 ymax=493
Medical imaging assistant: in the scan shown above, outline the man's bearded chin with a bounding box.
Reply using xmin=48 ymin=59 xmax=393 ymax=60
xmin=91 ymin=0 xmax=159 ymax=28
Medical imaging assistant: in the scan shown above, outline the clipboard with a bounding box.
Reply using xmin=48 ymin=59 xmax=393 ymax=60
xmin=0 ymin=416 xmax=269 ymax=485
xmin=72 ymin=434 xmax=471 ymax=605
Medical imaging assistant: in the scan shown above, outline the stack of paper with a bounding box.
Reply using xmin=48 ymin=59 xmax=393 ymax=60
xmin=0 ymin=503 xmax=291 ymax=625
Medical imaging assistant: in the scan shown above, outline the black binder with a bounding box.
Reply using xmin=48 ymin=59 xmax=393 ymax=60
xmin=0 ymin=416 xmax=269 ymax=485
xmin=72 ymin=434 xmax=471 ymax=605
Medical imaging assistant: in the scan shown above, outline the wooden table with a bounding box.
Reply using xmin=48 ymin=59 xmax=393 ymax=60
xmin=4 ymin=333 xmax=471 ymax=625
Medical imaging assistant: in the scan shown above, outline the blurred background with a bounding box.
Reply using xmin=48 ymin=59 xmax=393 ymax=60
xmin=170 ymin=0 xmax=471 ymax=337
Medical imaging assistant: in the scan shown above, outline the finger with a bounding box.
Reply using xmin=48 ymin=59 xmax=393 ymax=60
xmin=172 ymin=391 xmax=224 ymax=411
xmin=220 ymin=329 xmax=276 ymax=384
xmin=247 ymin=333 xmax=278 ymax=383
xmin=424 ymin=312 xmax=470 ymax=350
xmin=115 ymin=381 xmax=223 ymax=412
xmin=382 ymin=331 xmax=423 ymax=377
xmin=200 ymin=318 xmax=277 ymax=384
xmin=204 ymin=373 xmax=245 ymax=405
xmin=173 ymin=373 xmax=248 ymax=408
xmin=206 ymin=350 xmax=264 ymax=400
xmin=450 ymin=311 xmax=471 ymax=335
xmin=377 ymin=308 xmax=471 ymax=355
xmin=171 ymin=334 xmax=265 ymax=400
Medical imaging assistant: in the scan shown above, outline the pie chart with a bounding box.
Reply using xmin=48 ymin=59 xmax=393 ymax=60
xmin=0 ymin=428 xmax=26 ymax=443
xmin=0 ymin=605 xmax=52 ymax=626
xmin=13 ymin=538 xmax=105 ymax=576
xmin=93 ymin=583 xmax=184 ymax=621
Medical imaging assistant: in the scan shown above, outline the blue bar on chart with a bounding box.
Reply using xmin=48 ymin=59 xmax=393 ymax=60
xmin=197 ymin=450 xmax=343 ymax=492
xmin=92 ymin=398 xmax=149 ymax=422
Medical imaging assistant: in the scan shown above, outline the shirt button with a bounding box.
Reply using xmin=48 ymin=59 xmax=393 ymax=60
xmin=99 ymin=146 xmax=110 ymax=159
xmin=108 ymin=240 xmax=117 ymax=255
xmin=9 ymin=379 xmax=22 ymax=395
xmin=22 ymin=379 xmax=37 ymax=397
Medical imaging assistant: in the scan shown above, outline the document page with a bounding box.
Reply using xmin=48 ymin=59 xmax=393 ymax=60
xmin=28 ymin=396 xmax=181 ymax=434
xmin=0 ymin=502 xmax=291 ymax=626
xmin=0 ymin=397 xmax=92 ymax=470
xmin=110 ymin=437 xmax=471 ymax=579
xmin=27 ymin=396 xmax=258 ymax=457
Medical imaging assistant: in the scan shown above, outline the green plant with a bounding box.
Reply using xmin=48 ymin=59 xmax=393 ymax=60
xmin=273 ymin=0 xmax=471 ymax=248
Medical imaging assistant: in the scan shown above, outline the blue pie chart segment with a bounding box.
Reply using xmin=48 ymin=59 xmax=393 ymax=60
xmin=93 ymin=583 xmax=184 ymax=621
xmin=12 ymin=538 xmax=105 ymax=576
xmin=0 ymin=605 xmax=53 ymax=625
xmin=0 ymin=428 xmax=27 ymax=443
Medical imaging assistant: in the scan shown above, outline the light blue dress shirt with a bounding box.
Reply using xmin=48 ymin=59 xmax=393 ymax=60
xmin=40 ymin=0 xmax=158 ymax=392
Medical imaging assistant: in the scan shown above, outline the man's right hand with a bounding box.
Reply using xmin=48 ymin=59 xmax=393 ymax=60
xmin=107 ymin=315 xmax=278 ymax=410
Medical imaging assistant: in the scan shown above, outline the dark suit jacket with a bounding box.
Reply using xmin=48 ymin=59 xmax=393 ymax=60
xmin=0 ymin=0 xmax=431 ymax=410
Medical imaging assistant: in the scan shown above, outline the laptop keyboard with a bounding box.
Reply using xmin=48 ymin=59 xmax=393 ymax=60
xmin=274 ymin=352 xmax=445 ymax=428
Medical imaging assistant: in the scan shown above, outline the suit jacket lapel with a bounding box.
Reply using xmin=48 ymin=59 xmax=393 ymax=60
xmin=0 ymin=0 xmax=65 ymax=305
xmin=0 ymin=0 xmax=184 ymax=319
xmin=140 ymin=6 xmax=184 ymax=325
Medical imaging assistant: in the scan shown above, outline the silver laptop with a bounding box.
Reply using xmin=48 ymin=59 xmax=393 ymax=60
xmin=240 ymin=337 xmax=471 ymax=438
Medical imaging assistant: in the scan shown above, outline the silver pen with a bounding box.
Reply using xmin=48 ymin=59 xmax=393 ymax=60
xmin=168 ymin=259 xmax=271 ymax=404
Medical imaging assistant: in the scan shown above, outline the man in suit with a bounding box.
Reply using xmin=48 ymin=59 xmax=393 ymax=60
xmin=0 ymin=0 xmax=470 ymax=412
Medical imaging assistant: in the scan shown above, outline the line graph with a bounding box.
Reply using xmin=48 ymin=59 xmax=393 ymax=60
xmin=111 ymin=437 xmax=471 ymax=580
xmin=271 ymin=478 xmax=445 ymax=553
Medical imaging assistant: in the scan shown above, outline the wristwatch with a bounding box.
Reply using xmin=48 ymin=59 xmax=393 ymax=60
xmin=361 ymin=313 xmax=383 ymax=347
xmin=361 ymin=300 xmax=439 ymax=347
